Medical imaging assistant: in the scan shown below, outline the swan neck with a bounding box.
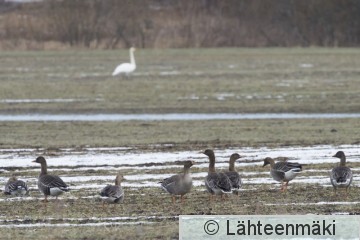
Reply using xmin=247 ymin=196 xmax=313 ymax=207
xmin=130 ymin=50 xmax=136 ymax=66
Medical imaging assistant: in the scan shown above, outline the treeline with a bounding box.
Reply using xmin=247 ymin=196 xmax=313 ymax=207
xmin=0 ymin=0 xmax=360 ymax=49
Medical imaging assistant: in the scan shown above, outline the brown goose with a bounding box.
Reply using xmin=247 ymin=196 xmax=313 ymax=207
xmin=330 ymin=151 xmax=353 ymax=196
xmin=4 ymin=176 xmax=29 ymax=196
xmin=263 ymin=157 xmax=302 ymax=192
xmin=100 ymin=173 xmax=124 ymax=205
xmin=32 ymin=156 xmax=70 ymax=202
xmin=224 ymin=153 xmax=242 ymax=195
xmin=160 ymin=160 xmax=194 ymax=204
xmin=203 ymin=149 xmax=232 ymax=201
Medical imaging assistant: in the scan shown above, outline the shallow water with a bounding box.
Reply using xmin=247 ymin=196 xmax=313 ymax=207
xmin=0 ymin=113 xmax=359 ymax=122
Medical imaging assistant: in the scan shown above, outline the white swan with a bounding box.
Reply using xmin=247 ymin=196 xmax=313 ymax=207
xmin=112 ymin=47 xmax=136 ymax=76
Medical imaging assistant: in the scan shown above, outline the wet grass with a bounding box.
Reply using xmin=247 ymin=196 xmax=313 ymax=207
xmin=0 ymin=48 xmax=359 ymax=114
xmin=0 ymin=48 xmax=359 ymax=239
xmin=1 ymin=149 xmax=360 ymax=239
xmin=1 ymin=184 xmax=360 ymax=239
xmin=0 ymin=118 xmax=359 ymax=149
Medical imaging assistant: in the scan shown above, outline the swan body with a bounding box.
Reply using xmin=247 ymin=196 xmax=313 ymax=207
xmin=112 ymin=47 xmax=136 ymax=76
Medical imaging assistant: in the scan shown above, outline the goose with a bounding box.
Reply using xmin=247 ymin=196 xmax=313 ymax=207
xmin=100 ymin=173 xmax=124 ymax=205
xmin=160 ymin=160 xmax=194 ymax=204
xmin=32 ymin=156 xmax=70 ymax=202
xmin=263 ymin=157 xmax=302 ymax=192
xmin=4 ymin=176 xmax=29 ymax=196
xmin=330 ymin=151 xmax=353 ymax=196
xmin=112 ymin=47 xmax=136 ymax=76
xmin=224 ymin=153 xmax=242 ymax=195
xmin=203 ymin=149 xmax=232 ymax=200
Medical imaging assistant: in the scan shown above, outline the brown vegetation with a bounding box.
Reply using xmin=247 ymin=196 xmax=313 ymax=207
xmin=0 ymin=0 xmax=360 ymax=50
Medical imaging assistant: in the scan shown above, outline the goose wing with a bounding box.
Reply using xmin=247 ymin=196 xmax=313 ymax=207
xmin=331 ymin=166 xmax=353 ymax=184
xmin=206 ymin=173 xmax=232 ymax=193
xmin=159 ymin=174 xmax=181 ymax=194
xmin=225 ymin=171 xmax=242 ymax=189
xmin=100 ymin=185 xmax=123 ymax=199
xmin=274 ymin=161 xmax=302 ymax=173
xmin=39 ymin=175 xmax=69 ymax=191
xmin=4 ymin=180 xmax=28 ymax=195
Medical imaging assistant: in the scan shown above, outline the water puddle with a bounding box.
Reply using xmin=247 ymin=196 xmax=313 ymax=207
xmin=0 ymin=113 xmax=359 ymax=122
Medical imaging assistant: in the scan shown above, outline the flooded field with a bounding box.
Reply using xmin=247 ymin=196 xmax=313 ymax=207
xmin=0 ymin=48 xmax=359 ymax=239
xmin=0 ymin=113 xmax=360 ymax=122
xmin=0 ymin=145 xmax=359 ymax=235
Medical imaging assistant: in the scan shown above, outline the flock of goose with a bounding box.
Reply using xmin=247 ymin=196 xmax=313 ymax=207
xmin=3 ymin=150 xmax=352 ymax=204
xmin=160 ymin=149 xmax=352 ymax=203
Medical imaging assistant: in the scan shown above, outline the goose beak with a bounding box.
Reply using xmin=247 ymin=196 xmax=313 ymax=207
xmin=332 ymin=154 xmax=336 ymax=158
xmin=32 ymin=160 xmax=36 ymax=163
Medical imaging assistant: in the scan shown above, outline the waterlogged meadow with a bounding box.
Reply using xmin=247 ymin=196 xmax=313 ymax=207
xmin=0 ymin=48 xmax=359 ymax=239
xmin=0 ymin=145 xmax=360 ymax=239
xmin=0 ymin=48 xmax=360 ymax=114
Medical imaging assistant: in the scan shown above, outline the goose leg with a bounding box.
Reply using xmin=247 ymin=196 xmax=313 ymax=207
xmin=283 ymin=182 xmax=289 ymax=192
xmin=171 ymin=196 xmax=176 ymax=204
xmin=280 ymin=181 xmax=285 ymax=192
xmin=180 ymin=195 xmax=185 ymax=203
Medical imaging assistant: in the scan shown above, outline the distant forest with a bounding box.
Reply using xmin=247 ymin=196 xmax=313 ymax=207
xmin=0 ymin=0 xmax=359 ymax=49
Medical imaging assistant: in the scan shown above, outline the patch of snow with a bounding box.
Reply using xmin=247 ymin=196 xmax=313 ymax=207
xmin=299 ymin=63 xmax=314 ymax=68
xmin=0 ymin=98 xmax=103 ymax=104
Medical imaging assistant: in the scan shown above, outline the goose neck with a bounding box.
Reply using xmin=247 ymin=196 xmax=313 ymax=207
xmin=339 ymin=156 xmax=346 ymax=167
xmin=115 ymin=176 xmax=122 ymax=186
xmin=229 ymin=160 xmax=235 ymax=171
xmin=208 ymin=156 xmax=216 ymax=173
xmin=40 ymin=162 xmax=47 ymax=175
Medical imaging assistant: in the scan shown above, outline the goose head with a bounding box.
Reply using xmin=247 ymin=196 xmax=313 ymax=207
xmin=333 ymin=151 xmax=345 ymax=159
xmin=263 ymin=157 xmax=274 ymax=167
xmin=33 ymin=156 xmax=46 ymax=164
